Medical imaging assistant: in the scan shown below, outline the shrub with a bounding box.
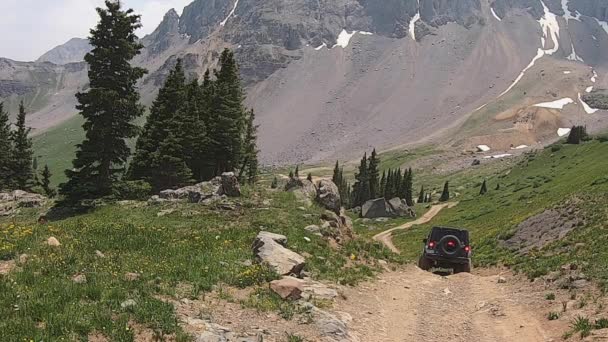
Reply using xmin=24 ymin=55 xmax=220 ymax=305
xmin=595 ymin=318 xmax=608 ymax=329
xmin=547 ymin=312 xmax=559 ymax=320
xmin=110 ymin=180 xmax=153 ymax=200
xmin=545 ymin=293 xmax=555 ymax=300
xmin=570 ymin=316 xmax=592 ymax=338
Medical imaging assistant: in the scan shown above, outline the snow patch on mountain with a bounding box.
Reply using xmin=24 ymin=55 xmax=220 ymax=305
xmin=491 ymin=7 xmax=502 ymax=21
xmin=477 ymin=145 xmax=491 ymax=152
xmin=595 ymin=18 xmax=608 ymax=35
xmin=591 ymin=70 xmax=597 ymax=83
xmin=315 ymin=43 xmax=327 ymax=50
xmin=484 ymin=154 xmax=513 ymax=159
xmin=563 ymin=71 xmax=571 ymax=74
xmin=586 ymin=86 xmax=593 ymax=93
xmin=579 ymin=93 xmax=598 ymax=114
xmin=409 ymin=13 xmax=421 ymax=41
xmin=220 ymin=0 xmax=240 ymax=26
xmin=557 ymin=128 xmax=571 ymax=137
xmin=533 ymin=97 xmax=574 ymax=109
xmin=567 ymin=43 xmax=584 ymax=62
xmin=511 ymin=145 xmax=529 ymax=150
xmin=499 ymin=1 xmax=561 ymax=98
xmin=561 ymin=0 xmax=580 ymax=21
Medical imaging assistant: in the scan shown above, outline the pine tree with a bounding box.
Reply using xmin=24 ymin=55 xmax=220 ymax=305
xmin=41 ymin=164 xmax=56 ymax=197
xmin=368 ymin=149 xmax=380 ymax=199
xmin=295 ymin=165 xmax=300 ymax=179
xmin=0 ymin=103 xmax=12 ymax=190
xmin=439 ymin=181 xmax=450 ymax=202
xmin=404 ymin=168 xmax=414 ymax=206
xmin=11 ymin=101 xmax=34 ymax=190
xmin=240 ymin=109 xmax=259 ymax=184
xmin=154 ymin=132 xmax=193 ymax=189
xmin=307 ymin=173 xmax=313 ymax=182
xmin=393 ymin=169 xmax=402 ymax=199
xmin=130 ymin=59 xmax=186 ymax=187
xmin=417 ymin=185 xmax=425 ymax=203
xmin=495 ymin=183 xmax=500 ymax=190
xmin=271 ymin=177 xmax=278 ymax=189
xmin=379 ymin=171 xmax=386 ymax=198
xmin=332 ymin=161 xmax=341 ymax=185
xmin=289 ymin=170 xmax=294 ymax=179
xmin=61 ymin=1 xmax=147 ymax=202
xmin=566 ymin=125 xmax=588 ymax=145
xmin=32 ymin=157 xmax=38 ymax=172
xmin=353 ymin=153 xmax=370 ymax=206
xmin=178 ymin=79 xmax=209 ymax=182
xmin=480 ymin=179 xmax=488 ymax=195
xmin=211 ymin=49 xmax=246 ymax=174
xmin=384 ymin=169 xmax=393 ymax=199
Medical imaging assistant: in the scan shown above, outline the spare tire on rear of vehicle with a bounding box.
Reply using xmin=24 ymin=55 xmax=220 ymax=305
xmin=438 ymin=235 xmax=462 ymax=256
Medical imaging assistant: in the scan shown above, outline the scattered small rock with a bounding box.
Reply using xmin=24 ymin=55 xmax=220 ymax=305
xmin=72 ymin=273 xmax=87 ymax=284
xmin=497 ymin=276 xmax=507 ymax=284
xmin=95 ymin=250 xmax=105 ymax=258
xmin=157 ymin=209 xmax=176 ymax=217
xmin=120 ymin=299 xmax=137 ymax=309
xmin=124 ymin=272 xmax=141 ymax=282
xmin=46 ymin=237 xmax=61 ymax=246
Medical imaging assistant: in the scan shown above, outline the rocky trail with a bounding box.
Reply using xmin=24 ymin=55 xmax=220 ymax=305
xmin=372 ymin=202 xmax=457 ymax=253
xmin=334 ymin=265 xmax=554 ymax=342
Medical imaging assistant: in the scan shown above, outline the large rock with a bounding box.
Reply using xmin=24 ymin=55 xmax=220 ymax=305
xmin=158 ymin=174 xmax=240 ymax=203
xmin=361 ymin=198 xmax=415 ymax=219
xmin=0 ymin=190 xmax=47 ymax=216
xmin=220 ymin=172 xmax=241 ymax=197
xmin=361 ymin=198 xmax=394 ymax=218
xmin=270 ymin=276 xmax=339 ymax=301
xmin=316 ymin=180 xmax=341 ymax=214
xmin=285 ymin=178 xmax=317 ymax=207
xmin=252 ymin=232 xmax=306 ymax=276
xmin=387 ymin=198 xmax=416 ymax=218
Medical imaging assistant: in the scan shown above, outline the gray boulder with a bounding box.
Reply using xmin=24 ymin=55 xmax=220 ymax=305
xmin=361 ymin=198 xmax=394 ymax=218
xmin=387 ymin=198 xmax=416 ymax=218
xmin=361 ymin=198 xmax=415 ymax=219
xmin=0 ymin=190 xmax=47 ymax=216
xmin=252 ymin=232 xmax=306 ymax=276
xmin=316 ymin=180 xmax=341 ymax=214
xmin=220 ymin=172 xmax=241 ymax=197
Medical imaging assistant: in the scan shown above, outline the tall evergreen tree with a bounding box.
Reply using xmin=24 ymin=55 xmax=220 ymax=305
xmin=61 ymin=1 xmax=147 ymax=202
xmin=566 ymin=125 xmax=588 ymax=145
xmin=332 ymin=161 xmax=341 ymax=185
xmin=404 ymin=168 xmax=414 ymax=206
xmin=379 ymin=171 xmax=386 ymax=198
xmin=177 ymin=79 xmax=209 ymax=182
xmin=393 ymin=169 xmax=402 ymax=199
xmin=495 ymin=183 xmax=501 ymax=190
xmin=353 ymin=153 xmax=370 ymax=206
xmin=368 ymin=149 xmax=380 ymax=199
xmin=384 ymin=169 xmax=393 ymax=199
xmin=211 ymin=49 xmax=246 ymax=174
xmin=307 ymin=173 xmax=313 ymax=182
xmin=11 ymin=101 xmax=34 ymax=190
xmin=0 ymin=103 xmax=12 ymax=190
xmin=417 ymin=185 xmax=425 ymax=204
xmin=154 ymin=132 xmax=193 ymax=189
xmin=480 ymin=179 xmax=488 ymax=195
xmin=240 ymin=109 xmax=259 ymax=184
xmin=439 ymin=181 xmax=450 ymax=202
xmin=295 ymin=165 xmax=300 ymax=179
xmin=41 ymin=164 xmax=56 ymax=197
xmin=130 ymin=59 xmax=186 ymax=187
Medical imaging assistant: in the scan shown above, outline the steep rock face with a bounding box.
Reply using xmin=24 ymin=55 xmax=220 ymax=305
xmin=36 ymin=38 xmax=92 ymax=65
xmin=141 ymin=9 xmax=182 ymax=56
xmin=179 ymin=0 xmax=234 ymax=42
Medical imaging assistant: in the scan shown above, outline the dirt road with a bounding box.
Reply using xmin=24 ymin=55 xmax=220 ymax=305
xmin=335 ymin=266 xmax=553 ymax=342
xmin=373 ymin=202 xmax=457 ymax=253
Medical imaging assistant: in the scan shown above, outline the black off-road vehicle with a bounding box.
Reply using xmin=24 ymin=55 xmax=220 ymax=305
xmin=418 ymin=226 xmax=472 ymax=273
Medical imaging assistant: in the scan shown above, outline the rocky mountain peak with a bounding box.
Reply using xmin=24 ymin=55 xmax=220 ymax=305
xmin=36 ymin=37 xmax=92 ymax=65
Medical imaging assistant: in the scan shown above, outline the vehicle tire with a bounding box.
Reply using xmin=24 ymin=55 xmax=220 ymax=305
xmin=462 ymin=260 xmax=472 ymax=273
xmin=418 ymin=255 xmax=432 ymax=271
xmin=438 ymin=235 xmax=462 ymax=256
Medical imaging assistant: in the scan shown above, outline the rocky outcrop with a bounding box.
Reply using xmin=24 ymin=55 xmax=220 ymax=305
xmin=0 ymin=190 xmax=47 ymax=216
xmin=317 ymin=209 xmax=354 ymax=245
xmin=252 ymin=231 xmax=306 ymax=276
xmin=186 ymin=318 xmax=264 ymax=342
xmin=155 ymin=173 xmax=241 ymax=204
xmin=270 ymin=276 xmax=339 ymax=301
xmin=285 ymin=178 xmax=317 ymax=206
xmin=361 ymin=197 xmax=415 ymax=219
xmin=317 ymin=180 xmax=341 ymax=214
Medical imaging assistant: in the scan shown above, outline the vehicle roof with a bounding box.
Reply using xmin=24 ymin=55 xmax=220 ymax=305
xmin=431 ymin=226 xmax=469 ymax=233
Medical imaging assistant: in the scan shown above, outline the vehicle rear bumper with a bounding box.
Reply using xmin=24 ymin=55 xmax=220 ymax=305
xmin=424 ymin=254 xmax=470 ymax=265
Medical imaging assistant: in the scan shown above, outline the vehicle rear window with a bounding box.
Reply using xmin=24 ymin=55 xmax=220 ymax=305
xmin=430 ymin=227 xmax=469 ymax=243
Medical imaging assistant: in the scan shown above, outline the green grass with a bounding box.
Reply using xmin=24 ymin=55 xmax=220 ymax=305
xmin=0 ymin=187 xmax=400 ymax=341
xmin=392 ymin=141 xmax=608 ymax=287
xmin=32 ymin=115 xmax=84 ymax=186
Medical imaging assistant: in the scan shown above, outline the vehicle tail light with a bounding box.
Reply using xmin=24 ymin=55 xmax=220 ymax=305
xmin=464 ymin=246 xmax=471 ymax=252
xmin=428 ymin=241 xmax=436 ymax=249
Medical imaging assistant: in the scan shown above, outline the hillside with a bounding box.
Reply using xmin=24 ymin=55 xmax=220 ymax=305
xmin=1 ymin=0 xmax=608 ymax=170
